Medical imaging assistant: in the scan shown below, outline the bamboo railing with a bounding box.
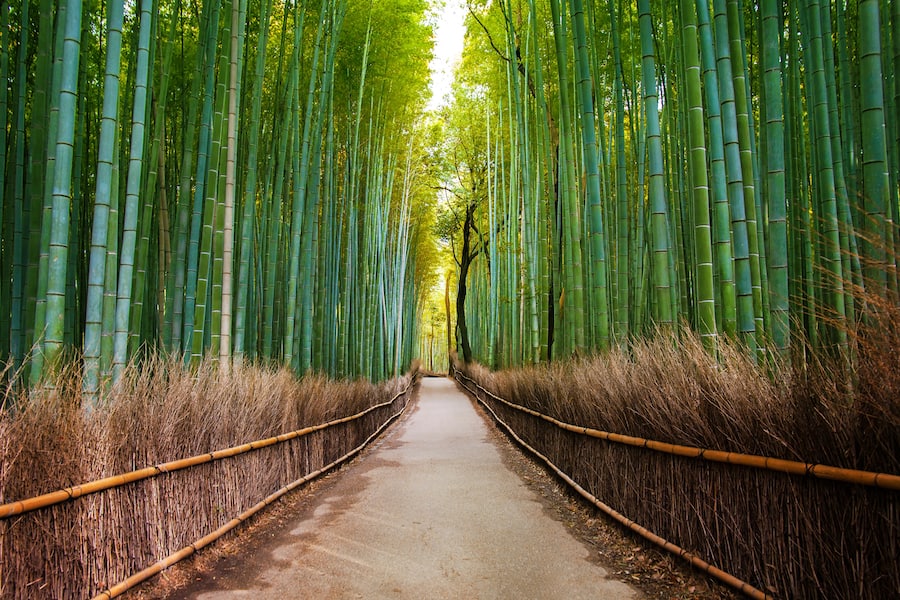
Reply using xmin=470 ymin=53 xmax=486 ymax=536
xmin=455 ymin=371 xmax=771 ymax=599
xmin=1 ymin=376 xmax=416 ymax=598
xmin=92 ymin=387 xmax=412 ymax=599
xmin=454 ymin=372 xmax=900 ymax=491
xmin=0 ymin=383 xmax=413 ymax=520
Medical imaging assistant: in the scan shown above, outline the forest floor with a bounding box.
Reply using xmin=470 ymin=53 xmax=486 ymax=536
xmin=130 ymin=377 xmax=737 ymax=600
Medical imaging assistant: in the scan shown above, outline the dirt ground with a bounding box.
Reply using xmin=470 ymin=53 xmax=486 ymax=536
xmin=128 ymin=378 xmax=738 ymax=600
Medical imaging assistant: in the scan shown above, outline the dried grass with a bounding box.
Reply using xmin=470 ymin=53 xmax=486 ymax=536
xmin=0 ymin=354 xmax=414 ymax=598
xmin=461 ymin=308 xmax=900 ymax=599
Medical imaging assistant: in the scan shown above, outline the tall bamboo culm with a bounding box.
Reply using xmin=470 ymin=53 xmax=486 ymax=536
xmin=0 ymin=0 xmax=435 ymax=393
xmin=451 ymin=0 xmax=899 ymax=370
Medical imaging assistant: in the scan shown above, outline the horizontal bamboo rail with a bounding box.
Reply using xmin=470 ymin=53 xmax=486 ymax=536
xmin=92 ymin=388 xmax=412 ymax=599
xmin=455 ymin=372 xmax=900 ymax=491
xmin=0 ymin=381 xmax=414 ymax=519
xmin=458 ymin=374 xmax=770 ymax=600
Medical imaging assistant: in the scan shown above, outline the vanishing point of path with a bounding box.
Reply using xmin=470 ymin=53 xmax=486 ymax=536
xmin=167 ymin=377 xmax=642 ymax=599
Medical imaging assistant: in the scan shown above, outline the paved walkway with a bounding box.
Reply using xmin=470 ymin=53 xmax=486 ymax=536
xmin=178 ymin=377 xmax=641 ymax=599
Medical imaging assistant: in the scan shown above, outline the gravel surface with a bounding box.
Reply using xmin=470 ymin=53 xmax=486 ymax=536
xmin=132 ymin=377 xmax=737 ymax=600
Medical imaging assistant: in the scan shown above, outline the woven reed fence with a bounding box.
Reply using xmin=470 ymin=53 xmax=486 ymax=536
xmin=0 ymin=373 xmax=417 ymax=599
xmin=455 ymin=369 xmax=899 ymax=599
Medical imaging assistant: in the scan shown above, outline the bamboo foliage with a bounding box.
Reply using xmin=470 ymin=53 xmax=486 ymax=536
xmin=449 ymin=0 xmax=900 ymax=370
xmin=0 ymin=0 xmax=434 ymax=392
xmin=3 ymin=0 xmax=900 ymax=389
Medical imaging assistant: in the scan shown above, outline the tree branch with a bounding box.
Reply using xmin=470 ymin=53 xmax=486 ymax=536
xmin=467 ymin=5 xmax=510 ymax=63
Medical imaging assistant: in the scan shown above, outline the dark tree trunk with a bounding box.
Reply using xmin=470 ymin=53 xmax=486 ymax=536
xmin=444 ymin=273 xmax=452 ymax=368
xmin=456 ymin=201 xmax=477 ymax=364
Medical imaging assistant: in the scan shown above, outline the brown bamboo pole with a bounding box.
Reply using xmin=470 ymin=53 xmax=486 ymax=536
xmin=0 ymin=381 xmax=415 ymax=519
xmin=463 ymin=374 xmax=770 ymax=600
xmin=454 ymin=373 xmax=900 ymax=491
xmin=91 ymin=391 xmax=412 ymax=599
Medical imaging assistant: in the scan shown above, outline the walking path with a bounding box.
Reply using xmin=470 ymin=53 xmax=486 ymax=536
xmin=173 ymin=377 xmax=641 ymax=599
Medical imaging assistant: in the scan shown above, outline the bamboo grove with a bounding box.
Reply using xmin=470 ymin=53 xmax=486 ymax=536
xmin=0 ymin=0 xmax=436 ymax=395
xmin=443 ymin=0 xmax=900 ymax=369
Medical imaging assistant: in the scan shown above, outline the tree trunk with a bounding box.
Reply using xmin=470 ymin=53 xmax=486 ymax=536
xmin=456 ymin=202 xmax=477 ymax=364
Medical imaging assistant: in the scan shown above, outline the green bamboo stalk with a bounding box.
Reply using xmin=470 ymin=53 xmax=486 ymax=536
xmin=129 ymin=0 xmax=161 ymax=354
xmin=234 ymin=0 xmax=271 ymax=360
xmin=786 ymin=5 xmax=818 ymax=348
xmin=206 ymin=99 xmax=227 ymax=360
xmin=9 ymin=0 xmax=31 ymax=369
xmin=147 ymin=7 xmax=180 ymax=343
xmin=300 ymin=0 xmax=345 ymax=372
xmin=521 ymin=13 xmax=541 ymax=364
xmin=638 ymin=0 xmax=674 ymax=327
xmin=486 ymin=102 xmax=499 ymax=365
xmin=339 ymin=198 xmax=357 ymax=375
xmin=525 ymin=0 xmax=554 ymax=360
xmin=112 ymin=0 xmax=153 ymax=379
xmin=819 ymin=3 xmax=859 ymax=333
xmin=83 ymin=0 xmax=125 ymax=399
xmin=712 ymin=0 xmax=755 ymax=355
xmin=0 ymin=6 xmax=8 ymax=247
xmin=681 ymin=0 xmax=717 ymax=351
xmin=41 ymin=0 xmax=84 ymax=378
xmin=890 ymin=1 xmax=900 ymax=295
xmin=804 ymin=0 xmax=848 ymax=352
xmin=501 ymin=0 xmax=528 ymax=364
xmin=859 ymin=0 xmax=891 ymax=296
xmin=284 ymin=0 xmax=327 ymax=368
xmin=261 ymin=78 xmax=295 ymax=360
xmin=28 ymin=0 xmax=66 ymax=384
xmin=64 ymin=89 xmax=85 ymax=349
xmin=22 ymin=0 xmax=54 ymax=363
xmin=836 ymin=1 xmax=859 ymax=218
xmin=314 ymin=89 xmax=336 ymax=371
xmin=608 ymin=0 xmax=629 ymax=344
xmin=761 ymin=0 xmax=789 ymax=357
xmin=220 ymin=0 xmax=248 ymax=369
xmin=570 ymin=0 xmax=610 ymax=351
xmin=100 ymin=151 xmax=120 ymax=377
xmin=696 ymin=0 xmax=736 ymax=338
xmin=549 ymin=0 xmax=585 ymax=353
xmin=181 ymin=0 xmax=221 ymax=354
xmin=167 ymin=0 xmax=210 ymax=352
xmin=199 ymin=3 xmax=236 ymax=362
xmin=726 ymin=0 xmax=764 ymax=353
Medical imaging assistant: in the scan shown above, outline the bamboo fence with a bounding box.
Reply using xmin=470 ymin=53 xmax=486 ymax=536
xmin=0 ymin=377 xmax=417 ymax=598
xmin=455 ymin=369 xmax=900 ymax=599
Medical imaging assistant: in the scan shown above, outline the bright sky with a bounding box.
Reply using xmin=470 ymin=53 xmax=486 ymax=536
xmin=427 ymin=0 xmax=467 ymax=112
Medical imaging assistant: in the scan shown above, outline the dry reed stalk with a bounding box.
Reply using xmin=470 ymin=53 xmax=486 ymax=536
xmin=0 ymin=353 xmax=416 ymax=598
xmin=460 ymin=313 xmax=899 ymax=599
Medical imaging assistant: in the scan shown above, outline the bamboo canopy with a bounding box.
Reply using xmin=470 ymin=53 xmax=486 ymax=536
xmin=442 ymin=0 xmax=900 ymax=370
xmin=0 ymin=0 xmax=435 ymax=396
